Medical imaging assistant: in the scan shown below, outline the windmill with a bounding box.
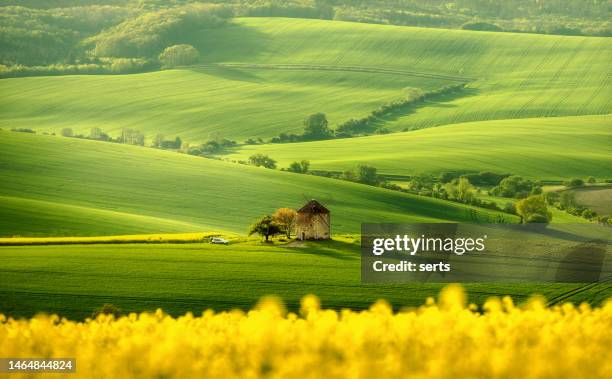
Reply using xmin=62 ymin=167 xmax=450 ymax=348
xmin=296 ymin=193 xmax=333 ymax=240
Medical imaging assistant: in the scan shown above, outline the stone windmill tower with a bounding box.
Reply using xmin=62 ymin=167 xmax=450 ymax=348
xmin=295 ymin=199 xmax=330 ymax=240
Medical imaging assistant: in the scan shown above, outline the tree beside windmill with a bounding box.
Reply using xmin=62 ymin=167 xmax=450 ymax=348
xmin=248 ymin=200 xmax=331 ymax=241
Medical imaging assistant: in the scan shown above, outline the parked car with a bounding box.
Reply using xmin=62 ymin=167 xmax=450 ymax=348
xmin=210 ymin=237 xmax=229 ymax=245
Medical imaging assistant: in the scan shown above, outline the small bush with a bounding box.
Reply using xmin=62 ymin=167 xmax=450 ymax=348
xmin=438 ymin=172 xmax=459 ymax=184
xmin=461 ymin=172 xmax=510 ymax=186
xmin=92 ymin=303 xmax=122 ymax=319
xmin=462 ymin=21 xmax=503 ymax=32
xmin=526 ymin=213 xmax=550 ymax=223
xmin=491 ymin=176 xmax=541 ymax=199
xmin=516 ymin=195 xmax=552 ymax=223
xmin=582 ymin=209 xmax=597 ymax=220
xmin=287 ymin=160 xmax=310 ymax=174
xmin=159 ymin=44 xmax=200 ymax=68
xmin=61 ymin=127 xmax=74 ymax=137
xmin=565 ymin=178 xmax=584 ymax=187
xmin=10 ymin=128 xmax=36 ymax=133
xmin=249 ymin=154 xmax=277 ymax=169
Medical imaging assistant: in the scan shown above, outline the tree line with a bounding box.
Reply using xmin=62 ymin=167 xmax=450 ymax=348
xmin=266 ymin=83 xmax=467 ymax=144
xmin=59 ymin=127 xmax=149 ymax=146
xmin=0 ymin=3 xmax=231 ymax=76
xmin=226 ymin=0 xmax=610 ymax=36
xmin=245 ymin=152 xmax=511 ymax=219
xmin=1 ymin=0 xmax=609 ymax=75
xmin=17 ymin=124 xmax=607 ymax=225
xmin=243 ymin=157 xmax=610 ymax=225
xmin=55 ymin=126 xmax=244 ymax=157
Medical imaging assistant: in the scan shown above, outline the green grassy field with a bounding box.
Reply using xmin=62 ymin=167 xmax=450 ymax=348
xmin=1 ymin=16 xmax=610 ymax=318
xmin=225 ymin=115 xmax=612 ymax=180
xmin=1 ymin=18 xmax=610 ymax=142
xmin=0 ymin=130 xmax=510 ymax=237
xmin=1 ymin=239 xmax=609 ymax=320
xmin=0 ymin=66 xmax=451 ymax=141
xmin=203 ymin=18 xmax=611 ymax=132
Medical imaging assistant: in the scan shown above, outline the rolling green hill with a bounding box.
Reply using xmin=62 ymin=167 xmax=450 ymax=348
xmin=0 ymin=131 xmax=509 ymax=237
xmin=1 ymin=18 xmax=610 ymax=142
xmin=202 ymin=18 xmax=611 ymax=131
xmin=225 ymin=115 xmax=612 ymax=180
xmin=1 ymin=12 xmax=610 ymax=323
xmin=0 ymin=195 xmax=203 ymax=237
xmin=0 ymin=66 xmax=451 ymax=141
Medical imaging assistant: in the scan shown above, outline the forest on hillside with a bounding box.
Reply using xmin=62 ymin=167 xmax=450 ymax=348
xmin=1 ymin=0 xmax=609 ymax=76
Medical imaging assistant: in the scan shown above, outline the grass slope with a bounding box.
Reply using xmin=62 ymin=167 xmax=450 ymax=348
xmin=0 ymin=131 xmax=509 ymax=237
xmin=1 ymin=18 xmax=610 ymax=141
xmin=1 ymin=240 xmax=608 ymax=320
xmin=203 ymin=18 xmax=612 ymax=131
xmin=0 ymin=195 xmax=204 ymax=237
xmin=0 ymin=65 xmax=451 ymax=141
xmin=225 ymin=115 xmax=612 ymax=180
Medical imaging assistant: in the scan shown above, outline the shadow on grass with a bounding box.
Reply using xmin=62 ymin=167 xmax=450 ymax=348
xmin=379 ymin=87 xmax=481 ymax=124
xmin=187 ymin=22 xmax=271 ymax=63
xmin=188 ymin=65 xmax=264 ymax=83
xmin=280 ymin=238 xmax=361 ymax=261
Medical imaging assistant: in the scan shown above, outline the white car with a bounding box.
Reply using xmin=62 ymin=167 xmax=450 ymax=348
xmin=210 ymin=237 xmax=229 ymax=245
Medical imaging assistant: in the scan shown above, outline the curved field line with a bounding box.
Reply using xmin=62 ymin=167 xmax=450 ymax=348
xmin=546 ymin=276 xmax=612 ymax=306
xmin=513 ymin=39 xmax=564 ymax=118
xmin=195 ymin=63 xmax=474 ymax=83
xmin=579 ymin=45 xmax=612 ymax=114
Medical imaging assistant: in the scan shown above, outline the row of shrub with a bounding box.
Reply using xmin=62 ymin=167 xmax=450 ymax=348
xmin=0 ymin=57 xmax=161 ymax=78
xmin=10 ymin=128 xmax=36 ymax=133
xmin=232 ymin=1 xmax=611 ymax=36
xmin=73 ymin=128 xmax=241 ymax=157
xmin=241 ymin=155 xmax=512 ymax=222
xmin=0 ymin=46 xmax=205 ymax=78
xmin=59 ymin=127 xmax=149 ymax=146
xmin=267 ymin=84 xmax=467 ymax=144
xmin=10 ymin=126 xmax=605 ymax=226
xmin=261 ymin=156 xmax=609 ymax=225
xmin=47 ymin=126 xmax=237 ymax=156
xmin=490 ymin=176 xmax=542 ymax=198
xmin=14 ymin=126 xmax=244 ymax=159
xmin=335 ymin=85 xmax=468 ymax=137
xmin=544 ymin=190 xmax=609 ymax=223
xmin=242 ymin=162 xmax=522 ymax=218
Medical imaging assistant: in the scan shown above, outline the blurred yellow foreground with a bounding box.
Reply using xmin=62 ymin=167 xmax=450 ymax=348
xmin=1 ymin=285 xmax=610 ymax=379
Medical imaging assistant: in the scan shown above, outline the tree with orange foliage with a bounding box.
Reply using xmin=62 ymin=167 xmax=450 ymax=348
xmin=273 ymin=208 xmax=297 ymax=238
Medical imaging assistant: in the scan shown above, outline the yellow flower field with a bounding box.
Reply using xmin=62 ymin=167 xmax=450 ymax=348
xmin=0 ymin=232 xmax=227 ymax=246
xmin=1 ymin=286 xmax=610 ymax=379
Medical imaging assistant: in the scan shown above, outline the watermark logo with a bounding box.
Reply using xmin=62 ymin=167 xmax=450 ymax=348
xmin=372 ymin=234 xmax=487 ymax=256
xmin=361 ymin=223 xmax=611 ymax=283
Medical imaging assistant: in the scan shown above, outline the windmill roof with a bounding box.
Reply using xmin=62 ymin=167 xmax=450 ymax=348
xmin=298 ymin=200 xmax=330 ymax=214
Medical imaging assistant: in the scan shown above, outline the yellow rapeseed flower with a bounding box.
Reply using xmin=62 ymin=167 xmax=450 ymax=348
xmin=0 ymin=286 xmax=610 ymax=379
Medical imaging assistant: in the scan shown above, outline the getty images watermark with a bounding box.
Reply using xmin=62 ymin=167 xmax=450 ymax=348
xmin=371 ymin=233 xmax=487 ymax=273
xmin=361 ymin=223 xmax=611 ymax=283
